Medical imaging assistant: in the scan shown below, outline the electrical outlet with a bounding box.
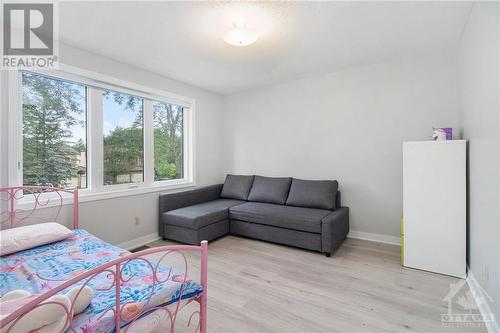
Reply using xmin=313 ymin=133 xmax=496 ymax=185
xmin=134 ymin=217 xmax=140 ymax=226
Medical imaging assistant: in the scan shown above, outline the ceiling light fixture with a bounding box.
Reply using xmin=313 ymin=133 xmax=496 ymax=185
xmin=203 ymin=3 xmax=272 ymax=48
xmin=223 ymin=20 xmax=259 ymax=47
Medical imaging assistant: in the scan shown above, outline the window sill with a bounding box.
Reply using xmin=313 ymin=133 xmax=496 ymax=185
xmin=15 ymin=181 xmax=196 ymax=209
xmin=78 ymin=181 xmax=196 ymax=203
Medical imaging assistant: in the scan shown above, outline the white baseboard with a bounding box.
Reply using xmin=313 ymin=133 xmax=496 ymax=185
xmin=347 ymin=230 xmax=400 ymax=246
xmin=117 ymin=232 xmax=161 ymax=251
xmin=119 ymin=230 xmax=401 ymax=249
xmin=466 ymin=270 xmax=499 ymax=333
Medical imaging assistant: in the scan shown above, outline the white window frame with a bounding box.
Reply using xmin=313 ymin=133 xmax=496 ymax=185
xmin=8 ymin=64 xmax=196 ymax=204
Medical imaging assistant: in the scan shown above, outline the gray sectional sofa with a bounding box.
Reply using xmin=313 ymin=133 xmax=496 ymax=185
xmin=159 ymin=175 xmax=349 ymax=257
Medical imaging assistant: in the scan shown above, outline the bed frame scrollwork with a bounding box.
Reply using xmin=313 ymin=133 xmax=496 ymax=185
xmin=0 ymin=186 xmax=208 ymax=333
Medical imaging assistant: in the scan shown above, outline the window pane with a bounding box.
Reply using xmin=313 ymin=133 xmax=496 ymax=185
xmin=22 ymin=72 xmax=87 ymax=189
xmin=153 ymin=101 xmax=184 ymax=181
xmin=102 ymin=90 xmax=144 ymax=185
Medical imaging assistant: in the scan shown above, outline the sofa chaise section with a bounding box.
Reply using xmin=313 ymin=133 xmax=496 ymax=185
xmin=159 ymin=185 xmax=244 ymax=244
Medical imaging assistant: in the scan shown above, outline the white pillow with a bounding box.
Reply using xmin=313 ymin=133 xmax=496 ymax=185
xmin=0 ymin=286 xmax=93 ymax=332
xmin=0 ymin=294 xmax=71 ymax=333
xmin=0 ymin=223 xmax=72 ymax=256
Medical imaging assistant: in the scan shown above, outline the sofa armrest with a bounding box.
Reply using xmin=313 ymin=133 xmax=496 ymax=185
xmin=159 ymin=184 xmax=223 ymax=215
xmin=321 ymin=207 xmax=349 ymax=255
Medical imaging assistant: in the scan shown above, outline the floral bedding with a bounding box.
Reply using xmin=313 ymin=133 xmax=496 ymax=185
xmin=0 ymin=229 xmax=203 ymax=332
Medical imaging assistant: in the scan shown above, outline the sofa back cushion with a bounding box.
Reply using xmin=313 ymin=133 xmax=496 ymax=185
xmin=286 ymin=178 xmax=338 ymax=210
xmin=247 ymin=176 xmax=292 ymax=205
xmin=220 ymin=174 xmax=255 ymax=200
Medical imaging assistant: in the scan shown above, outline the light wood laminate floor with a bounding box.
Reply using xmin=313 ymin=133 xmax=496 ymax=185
xmin=146 ymin=236 xmax=486 ymax=333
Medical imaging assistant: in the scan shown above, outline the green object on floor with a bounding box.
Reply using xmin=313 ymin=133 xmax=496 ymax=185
xmin=400 ymin=216 xmax=404 ymax=265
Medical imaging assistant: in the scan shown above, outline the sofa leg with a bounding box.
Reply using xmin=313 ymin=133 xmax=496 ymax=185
xmin=325 ymin=252 xmax=331 ymax=258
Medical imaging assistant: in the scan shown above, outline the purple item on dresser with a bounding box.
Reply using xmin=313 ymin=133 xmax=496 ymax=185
xmin=443 ymin=128 xmax=452 ymax=140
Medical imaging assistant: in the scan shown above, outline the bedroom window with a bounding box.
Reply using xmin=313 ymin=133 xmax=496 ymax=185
xmin=102 ymin=90 xmax=144 ymax=186
xmin=11 ymin=69 xmax=195 ymax=202
xmin=21 ymin=72 xmax=88 ymax=189
xmin=153 ymin=101 xmax=184 ymax=181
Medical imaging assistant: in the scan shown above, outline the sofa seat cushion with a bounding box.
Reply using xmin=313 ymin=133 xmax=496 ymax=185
xmin=162 ymin=199 xmax=245 ymax=230
xmin=229 ymin=202 xmax=332 ymax=233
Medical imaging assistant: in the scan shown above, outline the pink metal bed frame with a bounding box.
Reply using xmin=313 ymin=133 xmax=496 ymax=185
xmin=0 ymin=186 xmax=208 ymax=333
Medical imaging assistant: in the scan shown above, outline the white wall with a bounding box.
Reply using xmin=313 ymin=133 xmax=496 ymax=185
xmin=458 ymin=1 xmax=500 ymax=322
xmin=0 ymin=72 xmax=8 ymax=189
xmin=0 ymin=43 xmax=225 ymax=246
xmin=223 ymin=52 xmax=461 ymax=239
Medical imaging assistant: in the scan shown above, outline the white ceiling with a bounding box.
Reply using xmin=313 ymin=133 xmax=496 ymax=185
xmin=59 ymin=1 xmax=473 ymax=95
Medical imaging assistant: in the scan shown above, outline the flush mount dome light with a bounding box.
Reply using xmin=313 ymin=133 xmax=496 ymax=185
xmin=204 ymin=3 xmax=272 ymax=47
xmin=223 ymin=20 xmax=259 ymax=47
